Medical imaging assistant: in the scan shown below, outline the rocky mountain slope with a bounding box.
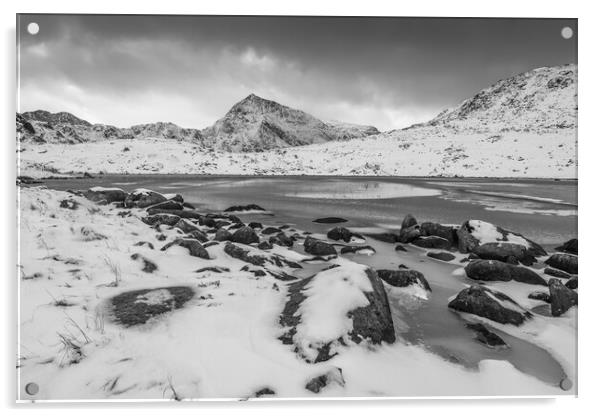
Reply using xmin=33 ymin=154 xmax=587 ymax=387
xmin=199 ymin=94 xmax=379 ymax=152
xmin=16 ymin=95 xmax=379 ymax=151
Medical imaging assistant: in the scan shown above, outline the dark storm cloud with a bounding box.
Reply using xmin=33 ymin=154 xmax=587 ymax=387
xmin=17 ymin=15 xmax=577 ymax=130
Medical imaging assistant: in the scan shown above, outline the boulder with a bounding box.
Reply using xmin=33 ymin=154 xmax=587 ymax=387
xmin=399 ymin=225 xmax=421 ymax=243
xmin=528 ymin=291 xmax=551 ymax=303
xmin=146 ymin=208 xmax=203 ymax=220
xmin=555 ymin=238 xmax=578 ymax=255
xmin=427 ymin=251 xmax=455 ymax=262
xmin=544 ymin=267 xmax=572 ymax=279
xmin=187 ymin=230 xmax=209 ymax=243
xmin=269 ymin=232 xmax=294 ymax=247
xmin=224 ymin=204 xmax=265 ymax=212
xmin=160 ymin=238 xmax=210 ymax=259
xmin=261 ymin=226 xmax=281 ymax=235
xmin=174 ymin=218 xmax=203 ymax=234
xmin=340 ymin=245 xmax=376 ymax=255
xmin=214 ymin=228 xmax=233 ymax=242
xmin=548 ymin=278 xmax=578 ymax=317
xmin=141 ymin=213 xmax=181 ymax=227
xmin=465 ymin=322 xmax=508 ymax=349
xmin=257 ymin=241 xmax=274 ymax=250
xmin=448 ymin=285 xmax=532 ymax=325
xmin=313 ymin=217 xmax=348 ymax=224
xmin=545 ymin=253 xmax=578 ymax=274
xmin=125 ymin=189 xmax=167 ymax=208
xmin=327 ymin=227 xmax=363 ymax=243
xmin=305 ymin=368 xmax=345 ymax=393
xmin=248 ymin=222 xmax=263 ymax=229
xmin=420 ymin=222 xmax=457 ymax=245
xmin=412 ymin=236 xmax=452 ymax=250
xmin=401 ymin=214 xmax=418 ymax=230
xmin=279 ymin=267 xmax=395 ymax=362
xmin=508 ymin=266 xmax=548 ymax=286
xmin=231 ymin=226 xmax=260 ymax=245
xmin=394 ymin=244 xmax=407 ymax=252
xmin=84 ymin=187 xmax=127 ymax=204
xmin=146 ymin=200 xmax=183 ymax=211
xmin=473 ymin=242 xmax=537 ymax=266
xmin=457 ymin=220 xmax=546 ymax=257
xmin=565 ymin=277 xmax=578 ymax=290
xmin=376 ymin=269 xmax=431 ymax=292
xmin=223 ymin=242 xmax=267 ymax=266
xmin=465 ymin=260 xmax=512 ymax=282
xmin=303 ymin=237 xmax=337 ymax=257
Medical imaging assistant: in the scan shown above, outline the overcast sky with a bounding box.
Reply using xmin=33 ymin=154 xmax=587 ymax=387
xmin=17 ymin=15 xmax=577 ymax=131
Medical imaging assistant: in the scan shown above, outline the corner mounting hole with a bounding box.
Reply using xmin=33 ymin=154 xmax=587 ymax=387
xmin=27 ymin=22 xmax=39 ymax=35
xmin=561 ymin=27 xmax=573 ymax=39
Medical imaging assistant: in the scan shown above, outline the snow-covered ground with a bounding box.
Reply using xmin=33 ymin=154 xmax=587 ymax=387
xmin=17 ymin=126 xmax=576 ymax=178
xmin=17 ymin=186 xmax=572 ymax=400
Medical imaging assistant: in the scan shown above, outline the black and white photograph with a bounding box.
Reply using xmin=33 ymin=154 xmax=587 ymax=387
xmin=16 ymin=13 xmax=578 ymax=401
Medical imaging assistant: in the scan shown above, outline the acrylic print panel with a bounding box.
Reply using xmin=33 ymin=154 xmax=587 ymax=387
xmin=16 ymin=14 xmax=578 ymax=401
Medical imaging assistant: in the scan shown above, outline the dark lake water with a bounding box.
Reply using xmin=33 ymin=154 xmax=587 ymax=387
xmin=40 ymin=175 xmax=578 ymax=388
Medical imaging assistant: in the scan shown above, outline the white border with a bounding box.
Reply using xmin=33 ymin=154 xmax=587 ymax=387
xmin=3 ymin=0 xmax=601 ymax=415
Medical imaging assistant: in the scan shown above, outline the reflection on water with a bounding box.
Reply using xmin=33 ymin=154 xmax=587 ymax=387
xmin=285 ymin=180 xmax=442 ymax=200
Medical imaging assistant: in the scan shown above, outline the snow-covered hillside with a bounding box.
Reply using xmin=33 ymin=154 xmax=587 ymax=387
xmin=17 ymin=64 xmax=577 ymax=178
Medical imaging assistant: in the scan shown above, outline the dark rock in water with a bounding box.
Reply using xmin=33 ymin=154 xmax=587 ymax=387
xmin=146 ymin=200 xmax=183 ymax=212
xmin=254 ymin=387 xmax=276 ymax=397
xmin=340 ymin=245 xmax=376 ymax=255
xmin=401 ymin=214 xmax=418 ymax=230
xmin=548 ymin=278 xmax=578 ymax=317
xmin=448 ymin=285 xmax=532 ymax=325
xmin=248 ymin=222 xmax=263 ymax=229
xmin=398 ymin=264 xmax=409 ymax=269
xmin=427 ymin=251 xmax=455 ymax=261
xmin=224 ymin=204 xmax=265 ymax=212
xmin=257 ymin=241 xmax=274 ymax=250
xmin=134 ymin=241 xmax=154 ymax=250
xmin=166 ymin=193 xmax=184 ymax=203
xmin=420 ymin=222 xmax=458 ymax=245
xmin=84 ymin=187 xmax=127 ymax=204
xmin=457 ymin=220 xmax=547 ymax=257
xmin=395 ymin=244 xmax=407 ymax=252
xmin=565 ymin=277 xmax=578 ymax=290
xmin=130 ymin=253 xmax=158 ymax=273
xmin=313 ymin=217 xmax=348 ymax=224
xmin=214 ymin=228 xmax=233 ymax=242
xmin=399 ymin=225 xmax=422 ymax=244
xmin=303 ymin=237 xmax=337 ymax=256
xmin=83 ymin=172 xmax=95 ymax=178
xmin=377 ymin=269 xmax=431 ymax=291
xmin=125 ymin=190 xmax=167 ymax=208
xmin=528 ymin=291 xmax=551 ymax=303
xmin=142 ymin=213 xmax=181 ymax=227
xmin=556 ymin=238 xmax=578 ymax=255
xmin=59 ymin=199 xmax=80 ymax=210
xmin=227 ymin=222 xmax=244 ymax=230
xmin=110 ymin=286 xmax=194 ymax=326
xmin=327 ymin=227 xmax=364 ymax=243
xmin=196 ymin=266 xmax=230 ymax=273
xmin=412 ymin=236 xmax=452 ymax=250
xmin=544 ymin=267 xmax=572 ymax=279
xmin=269 ymin=232 xmax=294 ymax=247
xmin=508 ymin=265 xmax=548 ymax=286
xmin=161 ymin=238 xmax=210 ymax=259
xmin=465 ymin=322 xmax=508 ymax=348
xmin=465 ymin=260 xmax=547 ymax=286
xmin=261 ymin=226 xmax=281 ymax=235
xmin=545 ymin=253 xmax=578 ymax=274
xmin=214 ymin=220 xmax=231 ymax=229
xmin=182 ymin=202 xmax=195 ymax=210
xmin=223 ymin=242 xmax=267 ymax=266
xmin=203 ymin=241 xmax=220 ymax=248
xmin=367 ymin=232 xmax=401 ymax=243
xmin=231 ymin=226 xmax=260 ymax=245
xmin=305 ymin=368 xmax=345 ymax=393
xmin=465 ymin=260 xmax=512 ymax=282
xmin=279 ymin=267 xmax=395 ymax=362
xmin=473 ymin=242 xmax=536 ymax=266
